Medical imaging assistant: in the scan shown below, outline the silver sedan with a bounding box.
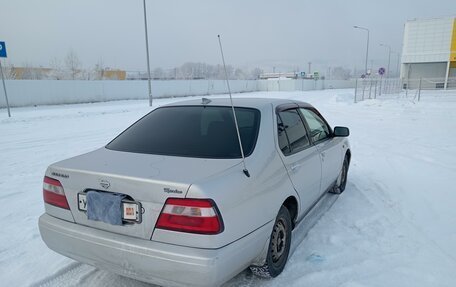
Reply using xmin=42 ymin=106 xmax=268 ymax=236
xmin=39 ymin=97 xmax=350 ymax=287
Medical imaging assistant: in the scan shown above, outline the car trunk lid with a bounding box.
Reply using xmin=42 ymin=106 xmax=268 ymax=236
xmin=46 ymin=148 xmax=238 ymax=240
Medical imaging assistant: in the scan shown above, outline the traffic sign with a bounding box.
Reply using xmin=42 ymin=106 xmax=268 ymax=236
xmin=361 ymin=74 xmax=366 ymax=79
xmin=378 ymin=67 xmax=386 ymax=76
xmin=0 ymin=42 xmax=7 ymax=58
xmin=300 ymin=72 xmax=306 ymax=77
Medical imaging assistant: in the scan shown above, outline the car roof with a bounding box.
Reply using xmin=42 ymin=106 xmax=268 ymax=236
xmin=163 ymin=97 xmax=314 ymax=109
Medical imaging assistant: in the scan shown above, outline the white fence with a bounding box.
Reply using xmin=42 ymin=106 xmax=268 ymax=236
xmin=0 ymin=80 xmax=258 ymax=107
xmin=353 ymin=77 xmax=456 ymax=103
xmin=0 ymin=79 xmax=357 ymax=108
xmin=354 ymin=78 xmax=402 ymax=102
xmin=257 ymin=79 xmax=356 ymax=91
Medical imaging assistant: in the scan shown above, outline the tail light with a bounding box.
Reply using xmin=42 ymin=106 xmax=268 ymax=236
xmin=156 ymin=198 xmax=223 ymax=235
xmin=43 ymin=176 xmax=69 ymax=209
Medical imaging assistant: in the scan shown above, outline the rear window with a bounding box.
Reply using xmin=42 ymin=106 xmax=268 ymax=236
xmin=106 ymin=106 xmax=261 ymax=158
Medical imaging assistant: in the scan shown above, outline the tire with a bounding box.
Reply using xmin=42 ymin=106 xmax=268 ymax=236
xmin=331 ymin=155 xmax=349 ymax=194
xmin=250 ymin=206 xmax=292 ymax=278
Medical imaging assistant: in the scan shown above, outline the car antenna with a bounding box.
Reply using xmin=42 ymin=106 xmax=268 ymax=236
xmin=217 ymin=34 xmax=250 ymax=178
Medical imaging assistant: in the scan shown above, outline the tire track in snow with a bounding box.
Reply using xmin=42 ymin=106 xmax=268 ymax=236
xmin=29 ymin=262 xmax=159 ymax=287
xmin=352 ymin=175 xmax=456 ymax=267
xmin=30 ymin=262 xmax=93 ymax=287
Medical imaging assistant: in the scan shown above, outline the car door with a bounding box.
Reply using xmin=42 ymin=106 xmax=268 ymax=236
xmin=299 ymin=108 xmax=343 ymax=193
xmin=276 ymin=108 xmax=322 ymax=212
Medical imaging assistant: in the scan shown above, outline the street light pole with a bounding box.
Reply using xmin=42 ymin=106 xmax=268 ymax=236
xmin=353 ymin=26 xmax=370 ymax=75
xmin=380 ymin=43 xmax=392 ymax=78
xmin=143 ymin=0 xmax=152 ymax=106
xmin=0 ymin=60 xmax=11 ymax=117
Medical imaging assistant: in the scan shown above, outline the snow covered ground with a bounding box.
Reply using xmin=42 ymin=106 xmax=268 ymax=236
xmin=1 ymin=89 xmax=456 ymax=287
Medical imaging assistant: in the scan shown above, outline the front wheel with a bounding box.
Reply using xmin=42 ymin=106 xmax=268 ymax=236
xmin=331 ymin=155 xmax=349 ymax=194
xmin=250 ymin=206 xmax=292 ymax=278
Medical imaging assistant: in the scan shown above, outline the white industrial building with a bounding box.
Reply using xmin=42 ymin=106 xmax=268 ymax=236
xmin=401 ymin=16 xmax=456 ymax=89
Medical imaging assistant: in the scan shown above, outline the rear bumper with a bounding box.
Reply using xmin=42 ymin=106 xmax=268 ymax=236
xmin=39 ymin=214 xmax=271 ymax=287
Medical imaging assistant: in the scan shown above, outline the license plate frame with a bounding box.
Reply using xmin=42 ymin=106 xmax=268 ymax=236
xmin=77 ymin=192 xmax=142 ymax=223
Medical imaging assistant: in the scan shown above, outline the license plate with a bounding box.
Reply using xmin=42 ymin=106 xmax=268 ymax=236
xmin=78 ymin=193 xmax=141 ymax=223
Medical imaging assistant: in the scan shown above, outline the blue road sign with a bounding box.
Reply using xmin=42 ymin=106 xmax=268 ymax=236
xmin=0 ymin=42 xmax=6 ymax=58
xmin=378 ymin=67 xmax=386 ymax=76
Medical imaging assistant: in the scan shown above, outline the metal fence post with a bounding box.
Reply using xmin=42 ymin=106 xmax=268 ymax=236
xmin=362 ymin=79 xmax=365 ymax=100
xmin=369 ymin=78 xmax=373 ymax=99
xmin=379 ymin=75 xmax=382 ymax=96
xmin=354 ymin=78 xmax=358 ymax=103
xmin=374 ymin=78 xmax=377 ymax=99
xmin=418 ymin=77 xmax=422 ymax=102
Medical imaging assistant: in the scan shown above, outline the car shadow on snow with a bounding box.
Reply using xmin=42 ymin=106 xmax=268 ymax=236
xmin=224 ymin=191 xmax=341 ymax=287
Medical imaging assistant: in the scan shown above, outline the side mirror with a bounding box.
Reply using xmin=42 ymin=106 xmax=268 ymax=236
xmin=333 ymin=126 xmax=349 ymax=137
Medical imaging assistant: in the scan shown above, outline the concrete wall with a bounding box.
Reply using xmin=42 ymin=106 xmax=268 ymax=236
xmin=0 ymin=80 xmax=258 ymax=107
xmin=0 ymin=79 xmax=356 ymax=108
xmin=257 ymin=79 xmax=356 ymax=91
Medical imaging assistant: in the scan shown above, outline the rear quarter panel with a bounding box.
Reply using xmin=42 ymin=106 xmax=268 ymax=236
xmin=151 ymin=104 xmax=299 ymax=249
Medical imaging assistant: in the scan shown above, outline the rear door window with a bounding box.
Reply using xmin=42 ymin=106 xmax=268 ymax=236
xmin=106 ymin=106 xmax=260 ymax=158
xmin=277 ymin=109 xmax=310 ymax=155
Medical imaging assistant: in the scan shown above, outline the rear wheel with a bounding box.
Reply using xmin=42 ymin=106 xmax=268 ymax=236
xmin=250 ymin=206 xmax=292 ymax=278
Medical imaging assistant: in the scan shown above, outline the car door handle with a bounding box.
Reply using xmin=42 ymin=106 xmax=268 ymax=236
xmin=320 ymin=152 xmax=325 ymax=162
xmin=290 ymin=164 xmax=299 ymax=172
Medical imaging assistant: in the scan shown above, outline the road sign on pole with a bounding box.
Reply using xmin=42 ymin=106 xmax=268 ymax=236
xmin=0 ymin=41 xmax=11 ymax=117
xmin=378 ymin=67 xmax=386 ymax=76
xmin=0 ymin=42 xmax=7 ymax=58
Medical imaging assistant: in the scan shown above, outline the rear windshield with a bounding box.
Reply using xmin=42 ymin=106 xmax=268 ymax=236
xmin=106 ymin=106 xmax=261 ymax=158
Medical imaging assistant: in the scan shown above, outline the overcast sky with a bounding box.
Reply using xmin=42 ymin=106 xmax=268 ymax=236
xmin=0 ymin=0 xmax=455 ymax=73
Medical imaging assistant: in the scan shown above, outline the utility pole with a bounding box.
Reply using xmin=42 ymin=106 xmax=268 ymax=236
xmin=380 ymin=43 xmax=392 ymax=78
xmin=142 ymin=0 xmax=153 ymax=106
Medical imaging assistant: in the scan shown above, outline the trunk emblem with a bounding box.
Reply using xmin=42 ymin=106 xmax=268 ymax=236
xmin=100 ymin=179 xmax=110 ymax=189
xmin=164 ymin=188 xmax=183 ymax=194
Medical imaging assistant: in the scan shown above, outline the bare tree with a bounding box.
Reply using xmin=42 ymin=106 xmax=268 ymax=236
xmin=65 ymin=49 xmax=81 ymax=80
xmin=48 ymin=57 xmax=65 ymax=80
xmin=21 ymin=62 xmax=45 ymax=80
xmin=2 ymin=62 xmax=17 ymax=79
xmin=250 ymin=68 xmax=263 ymax=80
xmin=152 ymin=67 xmax=164 ymax=79
xmin=332 ymin=66 xmax=351 ymax=80
xmin=92 ymin=58 xmax=105 ymax=80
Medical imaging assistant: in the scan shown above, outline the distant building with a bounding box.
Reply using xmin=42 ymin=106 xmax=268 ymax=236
xmin=6 ymin=67 xmax=126 ymax=80
xmin=99 ymin=69 xmax=126 ymax=80
xmin=9 ymin=67 xmax=52 ymax=79
xmin=259 ymin=72 xmax=298 ymax=80
xmin=401 ymin=16 xmax=456 ymax=88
